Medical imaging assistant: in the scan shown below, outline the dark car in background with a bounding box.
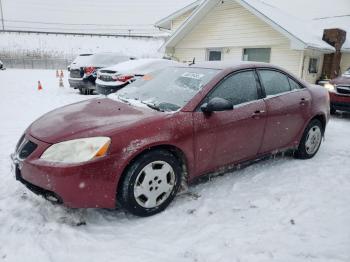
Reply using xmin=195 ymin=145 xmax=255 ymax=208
xmin=324 ymin=67 xmax=350 ymax=114
xmin=68 ymin=53 xmax=133 ymax=95
xmin=67 ymin=53 xmax=92 ymax=72
xmin=96 ymin=58 xmax=183 ymax=95
xmin=0 ymin=60 xmax=4 ymax=70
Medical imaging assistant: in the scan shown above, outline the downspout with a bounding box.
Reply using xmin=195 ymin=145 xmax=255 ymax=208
xmin=300 ymin=50 xmax=305 ymax=79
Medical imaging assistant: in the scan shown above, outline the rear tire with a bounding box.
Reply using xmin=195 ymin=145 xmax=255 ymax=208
xmin=118 ymin=150 xmax=182 ymax=217
xmin=79 ymin=88 xmax=91 ymax=95
xmin=330 ymin=106 xmax=336 ymax=115
xmin=295 ymin=119 xmax=323 ymax=159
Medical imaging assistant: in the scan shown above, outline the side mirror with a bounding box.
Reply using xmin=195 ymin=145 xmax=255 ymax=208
xmin=67 ymin=66 xmax=71 ymax=72
xmin=201 ymin=97 xmax=234 ymax=113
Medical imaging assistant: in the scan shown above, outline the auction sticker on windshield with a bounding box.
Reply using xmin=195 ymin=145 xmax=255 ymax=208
xmin=181 ymin=72 xmax=204 ymax=80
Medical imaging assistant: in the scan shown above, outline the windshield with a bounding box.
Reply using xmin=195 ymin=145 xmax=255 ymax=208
xmin=343 ymin=68 xmax=350 ymax=76
xmin=113 ymin=67 xmax=220 ymax=112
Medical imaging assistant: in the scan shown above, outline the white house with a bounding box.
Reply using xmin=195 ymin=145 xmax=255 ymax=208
xmin=155 ymin=0 xmax=350 ymax=83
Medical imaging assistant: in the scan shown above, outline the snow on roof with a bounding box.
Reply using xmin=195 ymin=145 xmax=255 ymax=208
xmin=241 ymin=0 xmax=334 ymax=50
xmin=161 ymin=0 xmax=350 ymax=52
xmin=154 ymin=0 xmax=202 ymax=30
xmin=101 ymin=58 xmax=183 ymax=74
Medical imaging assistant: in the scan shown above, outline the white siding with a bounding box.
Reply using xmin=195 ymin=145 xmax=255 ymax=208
xmin=271 ymin=44 xmax=303 ymax=76
xmin=172 ymin=10 xmax=193 ymax=32
xmin=340 ymin=53 xmax=350 ymax=73
xmin=170 ymin=48 xmax=206 ymax=63
xmin=176 ymin=1 xmax=289 ymax=49
xmin=169 ymin=0 xmax=303 ymax=77
xmin=222 ymin=47 xmax=242 ymax=61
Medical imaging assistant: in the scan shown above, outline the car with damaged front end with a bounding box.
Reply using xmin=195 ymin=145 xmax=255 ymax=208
xmin=12 ymin=61 xmax=330 ymax=217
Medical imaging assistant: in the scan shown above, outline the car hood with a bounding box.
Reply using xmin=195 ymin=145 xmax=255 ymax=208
xmin=27 ymin=98 xmax=158 ymax=143
xmin=330 ymin=75 xmax=350 ymax=85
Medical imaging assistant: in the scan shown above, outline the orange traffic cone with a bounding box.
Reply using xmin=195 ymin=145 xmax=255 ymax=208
xmin=38 ymin=81 xmax=43 ymax=91
xmin=56 ymin=70 xmax=59 ymax=78
xmin=59 ymin=77 xmax=64 ymax=87
xmin=60 ymin=70 xmax=64 ymax=78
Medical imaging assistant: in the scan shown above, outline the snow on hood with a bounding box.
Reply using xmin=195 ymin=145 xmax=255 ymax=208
xmin=27 ymin=98 xmax=158 ymax=143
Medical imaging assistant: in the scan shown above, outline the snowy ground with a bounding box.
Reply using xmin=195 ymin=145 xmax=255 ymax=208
xmin=0 ymin=69 xmax=349 ymax=262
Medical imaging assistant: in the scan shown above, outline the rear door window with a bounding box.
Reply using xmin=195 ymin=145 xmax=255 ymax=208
xmin=288 ymin=78 xmax=302 ymax=90
xmin=258 ymin=70 xmax=291 ymax=96
xmin=206 ymin=70 xmax=259 ymax=106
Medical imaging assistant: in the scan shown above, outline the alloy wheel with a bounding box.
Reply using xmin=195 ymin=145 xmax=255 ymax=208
xmin=305 ymin=126 xmax=322 ymax=155
xmin=133 ymin=161 xmax=176 ymax=208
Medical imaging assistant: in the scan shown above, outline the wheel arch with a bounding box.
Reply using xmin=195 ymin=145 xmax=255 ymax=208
xmin=310 ymin=113 xmax=327 ymax=135
xmin=116 ymin=144 xmax=189 ymax=202
xmin=295 ymin=113 xmax=327 ymax=150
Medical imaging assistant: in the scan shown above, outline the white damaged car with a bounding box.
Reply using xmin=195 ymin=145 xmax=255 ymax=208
xmin=96 ymin=58 xmax=183 ymax=95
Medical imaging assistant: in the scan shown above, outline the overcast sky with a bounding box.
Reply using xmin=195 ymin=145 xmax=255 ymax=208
xmin=0 ymin=0 xmax=194 ymax=34
xmin=0 ymin=0 xmax=349 ymax=34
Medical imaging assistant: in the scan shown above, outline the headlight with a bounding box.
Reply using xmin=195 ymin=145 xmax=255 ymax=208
xmin=324 ymin=83 xmax=335 ymax=91
xmin=41 ymin=137 xmax=111 ymax=164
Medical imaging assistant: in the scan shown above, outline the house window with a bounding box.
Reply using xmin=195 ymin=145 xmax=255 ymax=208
xmin=207 ymin=49 xmax=222 ymax=61
xmin=243 ymin=48 xmax=271 ymax=63
xmin=308 ymin=58 xmax=318 ymax=73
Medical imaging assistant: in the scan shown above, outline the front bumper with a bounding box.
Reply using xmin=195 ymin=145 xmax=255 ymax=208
xmin=329 ymin=91 xmax=350 ymax=112
xmin=12 ymin=135 xmax=119 ymax=208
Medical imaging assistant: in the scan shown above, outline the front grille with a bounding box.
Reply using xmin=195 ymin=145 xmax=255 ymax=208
xmin=337 ymin=85 xmax=350 ymax=95
xmin=70 ymin=69 xmax=83 ymax=78
xmin=99 ymin=74 xmax=114 ymax=82
xmin=18 ymin=140 xmax=37 ymax=159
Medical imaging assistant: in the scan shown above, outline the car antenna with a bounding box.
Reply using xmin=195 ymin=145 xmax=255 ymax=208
xmin=189 ymin=57 xmax=195 ymax=66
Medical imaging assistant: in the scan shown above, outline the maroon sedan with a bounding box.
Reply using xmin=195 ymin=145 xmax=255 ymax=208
xmin=12 ymin=61 xmax=330 ymax=216
xmin=325 ymin=67 xmax=350 ymax=114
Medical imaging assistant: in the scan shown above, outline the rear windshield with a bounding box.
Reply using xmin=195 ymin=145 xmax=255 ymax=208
xmin=71 ymin=54 xmax=93 ymax=66
xmin=90 ymin=54 xmax=130 ymax=67
xmin=114 ymin=67 xmax=220 ymax=111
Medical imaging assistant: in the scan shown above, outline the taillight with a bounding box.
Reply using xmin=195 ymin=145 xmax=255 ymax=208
xmin=112 ymin=75 xmax=134 ymax=82
xmin=84 ymin=66 xmax=96 ymax=75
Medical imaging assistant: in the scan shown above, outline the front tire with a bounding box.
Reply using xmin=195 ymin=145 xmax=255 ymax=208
xmin=118 ymin=150 xmax=182 ymax=217
xmin=295 ymin=119 xmax=323 ymax=159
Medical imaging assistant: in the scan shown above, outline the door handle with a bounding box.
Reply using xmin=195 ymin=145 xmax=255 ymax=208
xmin=251 ymin=110 xmax=265 ymax=119
xmin=300 ymin=98 xmax=309 ymax=105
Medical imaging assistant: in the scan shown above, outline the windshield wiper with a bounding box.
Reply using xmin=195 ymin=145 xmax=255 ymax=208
xmin=116 ymin=95 xmax=131 ymax=105
xmin=141 ymin=101 xmax=164 ymax=112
